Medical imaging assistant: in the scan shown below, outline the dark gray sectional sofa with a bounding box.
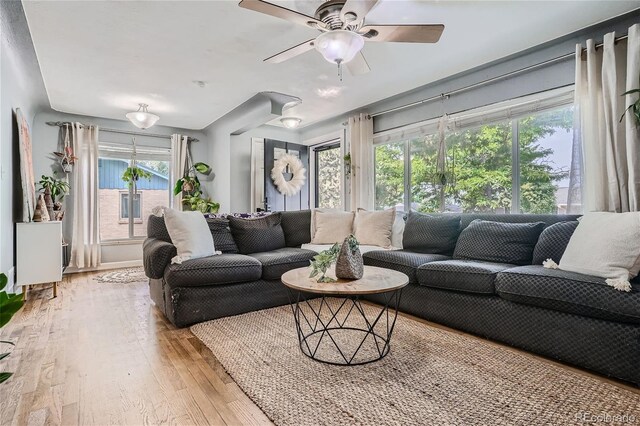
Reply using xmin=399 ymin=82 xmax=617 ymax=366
xmin=142 ymin=210 xmax=640 ymax=385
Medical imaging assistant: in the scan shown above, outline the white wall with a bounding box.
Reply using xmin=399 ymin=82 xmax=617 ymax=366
xmin=1 ymin=1 xmax=49 ymax=290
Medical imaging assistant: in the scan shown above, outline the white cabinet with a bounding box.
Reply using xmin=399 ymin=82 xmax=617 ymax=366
xmin=16 ymin=222 xmax=63 ymax=293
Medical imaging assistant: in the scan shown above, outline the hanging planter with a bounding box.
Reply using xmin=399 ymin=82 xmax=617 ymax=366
xmin=53 ymin=125 xmax=77 ymax=174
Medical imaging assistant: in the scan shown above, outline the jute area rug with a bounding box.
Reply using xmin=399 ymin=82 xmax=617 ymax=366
xmin=191 ymin=299 xmax=640 ymax=426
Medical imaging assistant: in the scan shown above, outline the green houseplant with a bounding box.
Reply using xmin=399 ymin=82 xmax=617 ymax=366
xmin=173 ymin=162 xmax=211 ymax=195
xmin=37 ymin=175 xmax=70 ymax=201
xmin=122 ymin=166 xmax=152 ymax=189
xmin=309 ymin=243 xmax=340 ymax=283
xmin=0 ymin=273 xmax=24 ymax=384
xmin=182 ymin=192 xmax=220 ymax=214
xmin=620 ymin=86 xmax=640 ymax=126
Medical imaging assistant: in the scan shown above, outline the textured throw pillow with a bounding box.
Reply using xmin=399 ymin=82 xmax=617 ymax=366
xmin=311 ymin=210 xmax=355 ymax=244
xmin=353 ymin=208 xmax=396 ymax=248
xmin=532 ymin=221 xmax=579 ymax=265
xmin=453 ymin=219 xmax=545 ymax=265
xmin=164 ymin=209 xmax=215 ymax=264
xmin=228 ymin=213 xmax=286 ymax=254
xmin=280 ymin=210 xmax=312 ymax=247
xmin=391 ymin=212 xmax=405 ymax=248
xmin=206 ymin=218 xmax=239 ymax=253
xmin=559 ymin=212 xmax=640 ymax=292
xmin=402 ymin=212 xmax=461 ymax=255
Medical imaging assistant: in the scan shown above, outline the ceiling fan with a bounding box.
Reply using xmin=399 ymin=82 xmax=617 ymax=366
xmin=238 ymin=0 xmax=444 ymax=79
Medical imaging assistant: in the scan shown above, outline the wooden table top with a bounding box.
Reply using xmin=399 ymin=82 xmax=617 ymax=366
xmin=281 ymin=265 xmax=409 ymax=295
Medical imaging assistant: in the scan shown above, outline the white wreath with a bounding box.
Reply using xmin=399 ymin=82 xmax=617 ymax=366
xmin=271 ymin=154 xmax=306 ymax=196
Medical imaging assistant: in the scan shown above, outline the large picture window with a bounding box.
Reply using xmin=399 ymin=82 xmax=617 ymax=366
xmin=375 ymin=93 xmax=577 ymax=214
xmin=98 ymin=143 xmax=171 ymax=241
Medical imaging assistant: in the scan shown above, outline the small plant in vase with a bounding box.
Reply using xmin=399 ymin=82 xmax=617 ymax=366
xmin=309 ymin=243 xmax=340 ymax=283
xmin=38 ymin=175 xmax=70 ymax=221
xmin=174 ymin=162 xmax=211 ymax=195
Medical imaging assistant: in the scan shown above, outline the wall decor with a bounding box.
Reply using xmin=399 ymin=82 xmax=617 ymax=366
xmin=16 ymin=108 xmax=36 ymax=222
xmin=270 ymin=153 xmax=306 ymax=197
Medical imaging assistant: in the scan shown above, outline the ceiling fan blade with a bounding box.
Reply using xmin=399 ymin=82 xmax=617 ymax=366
xmin=360 ymin=24 xmax=445 ymax=43
xmin=264 ymin=39 xmax=316 ymax=64
xmin=239 ymin=0 xmax=324 ymax=29
xmin=340 ymin=0 xmax=379 ymax=25
xmin=347 ymin=51 xmax=371 ymax=76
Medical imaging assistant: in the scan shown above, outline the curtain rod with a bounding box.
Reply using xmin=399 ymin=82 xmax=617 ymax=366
xmin=357 ymin=34 xmax=629 ymax=122
xmin=45 ymin=121 xmax=199 ymax=142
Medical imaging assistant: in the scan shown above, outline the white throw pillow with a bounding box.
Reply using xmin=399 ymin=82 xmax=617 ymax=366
xmin=354 ymin=208 xmax=396 ymax=248
xmin=391 ymin=211 xmax=405 ymax=249
xmin=164 ymin=208 xmax=215 ymax=264
xmin=558 ymin=212 xmax=640 ymax=292
xmin=311 ymin=210 xmax=355 ymax=244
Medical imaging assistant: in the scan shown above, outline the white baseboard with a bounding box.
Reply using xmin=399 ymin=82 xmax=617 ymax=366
xmin=65 ymin=260 xmax=143 ymax=274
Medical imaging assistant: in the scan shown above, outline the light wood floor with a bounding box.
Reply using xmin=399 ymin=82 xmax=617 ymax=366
xmin=1 ymin=271 xmax=637 ymax=426
xmin=0 ymin=273 xmax=272 ymax=426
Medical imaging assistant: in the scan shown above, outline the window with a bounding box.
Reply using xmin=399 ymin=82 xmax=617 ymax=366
xmin=375 ymin=97 xmax=577 ymax=214
xmin=98 ymin=144 xmax=170 ymax=241
xmin=120 ymin=192 xmax=142 ymax=221
xmin=314 ymin=142 xmax=342 ymax=209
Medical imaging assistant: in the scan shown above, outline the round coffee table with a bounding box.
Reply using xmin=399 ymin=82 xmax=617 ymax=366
xmin=281 ymin=265 xmax=409 ymax=366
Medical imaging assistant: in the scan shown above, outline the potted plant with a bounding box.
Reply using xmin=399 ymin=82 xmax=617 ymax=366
xmin=122 ymin=166 xmax=152 ymax=191
xmin=182 ymin=192 xmax=220 ymax=213
xmin=38 ymin=175 xmax=70 ymax=220
xmin=620 ymin=85 xmax=640 ymax=126
xmin=0 ymin=272 xmax=24 ymax=384
xmin=309 ymin=243 xmax=340 ymax=283
xmin=174 ymin=162 xmax=211 ymax=195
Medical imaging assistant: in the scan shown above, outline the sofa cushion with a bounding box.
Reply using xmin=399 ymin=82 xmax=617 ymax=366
xmin=280 ymin=210 xmax=311 ymax=247
xmin=164 ymin=254 xmax=262 ymax=288
xmin=417 ymin=260 xmax=515 ymax=294
xmin=228 ymin=213 xmax=286 ymax=254
xmin=363 ymin=250 xmax=449 ymax=284
xmin=402 ymin=213 xmax=461 ymax=255
xmin=249 ymin=248 xmax=317 ymax=280
xmin=454 ymin=219 xmax=545 ymax=265
xmin=495 ymin=265 xmax=640 ymax=325
xmin=147 ymin=214 xmax=172 ymax=242
xmin=531 ymin=221 xmax=578 ymax=265
xmin=206 ymin=218 xmax=239 ymax=253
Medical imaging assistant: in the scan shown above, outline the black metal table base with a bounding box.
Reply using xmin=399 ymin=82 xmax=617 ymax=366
xmin=287 ymin=289 xmax=403 ymax=366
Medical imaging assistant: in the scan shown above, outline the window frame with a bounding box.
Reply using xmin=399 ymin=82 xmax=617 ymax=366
xmin=119 ymin=191 xmax=143 ymax=223
xmin=374 ymin=96 xmax=575 ymax=214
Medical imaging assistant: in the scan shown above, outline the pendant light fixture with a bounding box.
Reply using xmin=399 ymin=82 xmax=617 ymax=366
xmin=280 ymin=117 xmax=302 ymax=129
xmin=126 ymin=103 xmax=160 ymax=129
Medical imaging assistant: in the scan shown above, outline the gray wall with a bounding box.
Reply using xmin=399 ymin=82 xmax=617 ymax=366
xmin=31 ymin=110 xmax=208 ymax=264
xmin=300 ymin=10 xmax=640 ymax=141
xmin=1 ymin=1 xmax=49 ymax=289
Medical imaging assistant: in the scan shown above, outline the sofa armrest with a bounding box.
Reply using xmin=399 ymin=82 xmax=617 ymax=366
xmin=143 ymin=238 xmax=177 ymax=279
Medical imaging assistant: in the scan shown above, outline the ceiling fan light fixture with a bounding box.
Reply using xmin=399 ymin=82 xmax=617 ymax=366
xmin=126 ymin=103 xmax=160 ymax=129
xmin=280 ymin=117 xmax=302 ymax=129
xmin=314 ymin=30 xmax=364 ymax=65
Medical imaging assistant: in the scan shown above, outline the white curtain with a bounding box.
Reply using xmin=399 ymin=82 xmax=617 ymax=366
xmin=348 ymin=113 xmax=374 ymax=211
xmin=575 ymin=24 xmax=640 ymax=212
xmin=170 ymin=134 xmax=188 ymax=210
xmin=69 ymin=123 xmax=100 ymax=269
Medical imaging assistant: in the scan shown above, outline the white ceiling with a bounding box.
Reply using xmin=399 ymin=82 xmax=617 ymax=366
xmin=23 ymin=0 xmax=639 ymax=130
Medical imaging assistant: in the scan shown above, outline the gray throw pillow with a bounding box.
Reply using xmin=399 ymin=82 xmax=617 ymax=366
xmin=453 ymin=219 xmax=545 ymax=265
xmin=402 ymin=212 xmax=461 ymax=255
xmin=532 ymin=221 xmax=579 ymax=265
xmin=280 ymin=210 xmax=311 ymax=247
xmin=206 ymin=218 xmax=239 ymax=254
xmin=228 ymin=213 xmax=286 ymax=254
